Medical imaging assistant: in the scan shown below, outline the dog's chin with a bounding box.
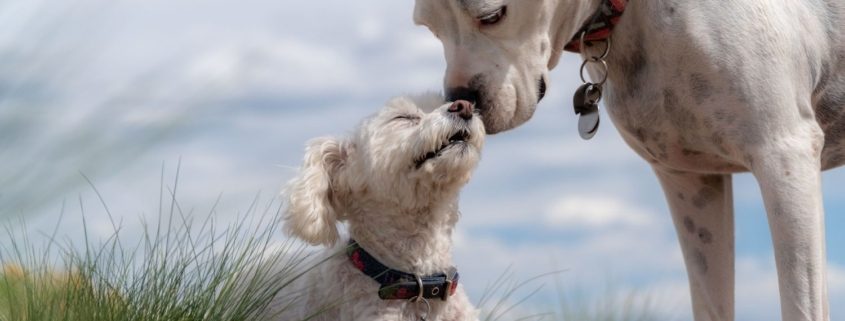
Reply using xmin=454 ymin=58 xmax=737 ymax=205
xmin=414 ymin=138 xmax=481 ymax=181
xmin=479 ymin=92 xmax=537 ymax=135
xmin=416 ymin=144 xmax=480 ymax=187
xmin=416 ymin=141 xmax=478 ymax=167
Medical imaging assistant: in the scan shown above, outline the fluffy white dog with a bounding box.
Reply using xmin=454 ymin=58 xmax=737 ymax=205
xmin=269 ymin=94 xmax=483 ymax=321
xmin=413 ymin=0 xmax=844 ymax=320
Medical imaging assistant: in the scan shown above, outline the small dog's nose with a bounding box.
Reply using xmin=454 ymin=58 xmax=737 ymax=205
xmin=448 ymin=100 xmax=474 ymax=120
xmin=445 ymin=87 xmax=478 ymax=104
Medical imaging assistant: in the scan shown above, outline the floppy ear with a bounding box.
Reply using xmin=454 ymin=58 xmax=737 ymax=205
xmin=283 ymin=137 xmax=348 ymax=246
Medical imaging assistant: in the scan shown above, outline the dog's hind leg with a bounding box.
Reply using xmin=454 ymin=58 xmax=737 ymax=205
xmin=749 ymin=135 xmax=829 ymax=321
xmin=654 ymin=169 xmax=734 ymax=321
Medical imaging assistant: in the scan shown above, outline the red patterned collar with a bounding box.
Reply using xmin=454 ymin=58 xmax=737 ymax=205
xmin=564 ymin=0 xmax=628 ymax=53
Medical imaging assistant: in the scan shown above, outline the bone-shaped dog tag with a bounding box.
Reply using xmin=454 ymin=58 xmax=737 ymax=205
xmin=572 ymin=83 xmax=602 ymax=140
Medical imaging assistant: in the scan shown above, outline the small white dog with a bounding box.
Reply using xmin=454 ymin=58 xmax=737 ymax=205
xmin=270 ymin=93 xmax=483 ymax=321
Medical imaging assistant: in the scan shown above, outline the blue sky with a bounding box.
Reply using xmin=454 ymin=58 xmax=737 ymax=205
xmin=1 ymin=0 xmax=844 ymax=319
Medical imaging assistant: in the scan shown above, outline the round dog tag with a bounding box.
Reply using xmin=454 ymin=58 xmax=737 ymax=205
xmin=572 ymin=83 xmax=602 ymax=140
xmin=578 ymin=111 xmax=600 ymax=140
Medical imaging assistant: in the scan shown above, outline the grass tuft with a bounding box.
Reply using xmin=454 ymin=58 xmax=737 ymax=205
xmin=0 ymin=169 xmax=322 ymax=321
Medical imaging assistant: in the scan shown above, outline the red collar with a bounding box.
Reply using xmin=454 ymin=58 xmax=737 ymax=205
xmin=564 ymin=0 xmax=628 ymax=53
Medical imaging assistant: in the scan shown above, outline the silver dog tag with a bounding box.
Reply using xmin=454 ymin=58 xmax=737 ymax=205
xmin=573 ymin=83 xmax=602 ymax=140
xmin=578 ymin=110 xmax=600 ymax=140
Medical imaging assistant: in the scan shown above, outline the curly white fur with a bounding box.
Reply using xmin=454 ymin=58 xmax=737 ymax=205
xmin=270 ymin=93 xmax=484 ymax=321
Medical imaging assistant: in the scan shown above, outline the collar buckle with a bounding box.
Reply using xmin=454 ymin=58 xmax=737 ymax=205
xmin=441 ymin=279 xmax=453 ymax=301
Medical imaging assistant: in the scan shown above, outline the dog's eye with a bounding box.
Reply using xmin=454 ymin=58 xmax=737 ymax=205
xmin=392 ymin=115 xmax=420 ymax=123
xmin=478 ymin=6 xmax=506 ymax=26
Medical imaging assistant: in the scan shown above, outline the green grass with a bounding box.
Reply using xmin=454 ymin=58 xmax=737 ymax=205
xmin=0 ymin=184 xmax=326 ymax=321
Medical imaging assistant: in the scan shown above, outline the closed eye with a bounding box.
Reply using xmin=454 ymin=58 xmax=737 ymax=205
xmin=392 ymin=115 xmax=421 ymax=124
xmin=478 ymin=6 xmax=506 ymax=26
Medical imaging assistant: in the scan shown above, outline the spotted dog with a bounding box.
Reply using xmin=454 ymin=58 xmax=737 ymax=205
xmin=413 ymin=1 xmax=845 ymax=320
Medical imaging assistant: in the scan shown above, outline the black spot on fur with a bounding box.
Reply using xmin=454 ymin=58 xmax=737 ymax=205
xmin=692 ymin=196 xmax=707 ymax=209
xmin=657 ymin=143 xmax=668 ymax=160
xmin=625 ymin=48 xmax=647 ymax=82
xmin=711 ymin=133 xmax=723 ymax=148
xmin=713 ymin=109 xmax=733 ymax=124
xmin=635 ymin=128 xmax=646 ymax=142
xmin=662 ymin=89 xmax=699 ymax=132
xmin=697 ymin=228 xmax=713 ymax=244
xmin=677 ymin=192 xmax=686 ymax=200
xmin=682 ymin=149 xmax=703 ymax=157
xmin=692 ymin=187 xmax=718 ymax=209
xmin=711 ymin=133 xmax=730 ymax=155
xmin=683 ymin=216 xmax=695 ymax=233
xmin=617 ymin=35 xmax=647 ymax=98
xmin=663 ymin=89 xmax=678 ymax=108
xmin=699 ymin=175 xmax=722 ymax=189
xmin=689 ymin=73 xmax=713 ymax=105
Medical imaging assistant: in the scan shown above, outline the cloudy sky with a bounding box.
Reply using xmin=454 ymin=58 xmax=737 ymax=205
xmin=2 ymin=0 xmax=844 ymax=319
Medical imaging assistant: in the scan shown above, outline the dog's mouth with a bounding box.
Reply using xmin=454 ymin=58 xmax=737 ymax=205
xmin=414 ymin=130 xmax=471 ymax=169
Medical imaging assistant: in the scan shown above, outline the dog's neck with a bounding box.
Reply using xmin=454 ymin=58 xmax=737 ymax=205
xmin=548 ymin=0 xmax=602 ymax=69
xmin=345 ymin=195 xmax=460 ymax=276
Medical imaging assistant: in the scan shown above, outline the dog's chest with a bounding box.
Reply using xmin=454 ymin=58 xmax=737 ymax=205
xmin=602 ymin=80 xmax=749 ymax=173
xmin=577 ymin=2 xmax=744 ymax=173
xmin=590 ymin=0 xmax=845 ymax=173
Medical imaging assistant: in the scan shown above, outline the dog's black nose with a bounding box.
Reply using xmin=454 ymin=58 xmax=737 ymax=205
xmin=445 ymin=87 xmax=478 ymax=105
xmin=448 ymin=100 xmax=474 ymax=120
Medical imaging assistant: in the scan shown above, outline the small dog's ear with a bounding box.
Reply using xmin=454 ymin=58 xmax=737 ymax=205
xmin=283 ymin=137 xmax=349 ymax=246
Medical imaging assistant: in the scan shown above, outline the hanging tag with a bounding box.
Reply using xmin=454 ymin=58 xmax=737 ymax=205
xmin=572 ymin=83 xmax=602 ymax=140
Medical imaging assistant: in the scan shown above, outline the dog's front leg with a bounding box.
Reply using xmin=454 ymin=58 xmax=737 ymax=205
xmin=750 ymin=140 xmax=829 ymax=321
xmin=654 ymin=169 xmax=734 ymax=321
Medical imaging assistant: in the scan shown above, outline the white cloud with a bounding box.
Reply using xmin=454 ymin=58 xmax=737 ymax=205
xmin=356 ymin=15 xmax=385 ymax=42
xmin=186 ymin=37 xmax=360 ymax=97
xmin=545 ymin=195 xmax=655 ymax=229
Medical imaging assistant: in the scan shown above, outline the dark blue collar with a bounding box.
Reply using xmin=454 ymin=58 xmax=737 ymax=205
xmin=346 ymin=240 xmax=459 ymax=301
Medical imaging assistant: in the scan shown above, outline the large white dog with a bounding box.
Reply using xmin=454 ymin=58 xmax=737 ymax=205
xmin=413 ymin=1 xmax=844 ymax=320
